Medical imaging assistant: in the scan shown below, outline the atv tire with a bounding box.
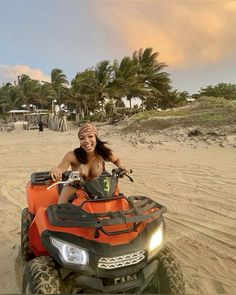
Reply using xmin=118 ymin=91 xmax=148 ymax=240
xmin=21 ymin=207 xmax=34 ymax=262
xmin=22 ymin=256 xmax=63 ymax=294
xmin=146 ymin=246 xmax=185 ymax=294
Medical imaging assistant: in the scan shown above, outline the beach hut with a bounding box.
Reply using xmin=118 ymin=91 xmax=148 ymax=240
xmin=7 ymin=109 xmax=49 ymax=130
xmin=7 ymin=110 xmax=30 ymax=122
xmin=26 ymin=111 xmax=49 ymax=126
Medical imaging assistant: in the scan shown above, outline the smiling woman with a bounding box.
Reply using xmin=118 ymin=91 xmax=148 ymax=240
xmin=50 ymin=123 xmax=128 ymax=204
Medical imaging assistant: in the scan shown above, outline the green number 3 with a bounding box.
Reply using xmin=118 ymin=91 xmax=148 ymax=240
xmin=103 ymin=178 xmax=110 ymax=192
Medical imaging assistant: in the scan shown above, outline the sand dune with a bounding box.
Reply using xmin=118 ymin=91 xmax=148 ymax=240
xmin=0 ymin=125 xmax=235 ymax=294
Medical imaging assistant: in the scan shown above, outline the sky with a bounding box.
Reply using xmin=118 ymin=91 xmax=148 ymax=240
xmin=0 ymin=0 xmax=236 ymax=95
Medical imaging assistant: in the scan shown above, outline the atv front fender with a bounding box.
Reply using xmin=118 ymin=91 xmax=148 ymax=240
xmin=26 ymin=182 xmax=59 ymax=215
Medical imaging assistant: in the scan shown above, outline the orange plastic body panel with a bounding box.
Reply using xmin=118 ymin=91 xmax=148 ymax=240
xmin=30 ymin=204 xmax=146 ymax=248
xmin=26 ymin=182 xmax=59 ymax=215
xmin=28 ymin=183 xmax=153 ymax=255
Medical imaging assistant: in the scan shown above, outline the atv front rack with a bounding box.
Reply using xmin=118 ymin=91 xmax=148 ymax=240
xmin=31 ymin=171 xmax=52 ymax=186
xmin=46 ymin=196 xmax=167 ymax=236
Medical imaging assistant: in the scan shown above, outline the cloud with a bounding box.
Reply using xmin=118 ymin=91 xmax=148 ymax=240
xmin=0 ymin=64 xmax=50 ymax=85
xmin=94 ymin=1 xmax=236 ymax=69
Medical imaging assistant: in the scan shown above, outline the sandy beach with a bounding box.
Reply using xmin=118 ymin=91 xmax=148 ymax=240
xmin=0 ymin=124 xmax=236 ymax=294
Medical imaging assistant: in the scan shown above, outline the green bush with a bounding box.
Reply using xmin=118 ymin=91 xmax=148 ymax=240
xmin=198 ymin=96 xmax=236 ymax=109
xmin=80 ymin=112 xmax=106 ymax=123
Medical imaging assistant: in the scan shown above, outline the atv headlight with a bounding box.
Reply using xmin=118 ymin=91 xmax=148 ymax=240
xmin=148 ymin=222 xmax=164 ymax=259
xmin=51 ymin=237 xmax=89 ymax=265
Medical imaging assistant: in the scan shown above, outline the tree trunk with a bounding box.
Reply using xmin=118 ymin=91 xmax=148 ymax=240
xmin=129 ymin=98 xmax=132 ymax=109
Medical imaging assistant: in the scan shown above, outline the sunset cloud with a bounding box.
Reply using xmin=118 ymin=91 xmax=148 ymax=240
xmin=0 ymin=64 xmax=50 ymax=85
xmin=1 ymin=1 xmax=235 ymax=93
xmin=95 ymin=1 xmax=236 ymax=69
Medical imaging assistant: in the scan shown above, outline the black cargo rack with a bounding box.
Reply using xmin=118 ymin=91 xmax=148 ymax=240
xmin=46 ymin=195 xmax=167 ymax=236
xmin=31 ymin=171 xmax=52 ymax=186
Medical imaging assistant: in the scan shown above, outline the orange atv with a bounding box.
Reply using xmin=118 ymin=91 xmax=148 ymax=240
xmin=21 ymin=169 xmax=185 ymax=294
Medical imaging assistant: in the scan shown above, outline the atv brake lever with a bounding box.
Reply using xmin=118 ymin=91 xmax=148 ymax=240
xmin=127 ymin=175 xmax=134 ymax=182
xmin=47 ymin=181 xmax=68 ymax=190
xmin=118 ymin=169 xmax=133 ymax=182
xmin=47 ymin=171 xmax=84 ymax=190
xmin=125 ymin=173 xmax=134 ymax=182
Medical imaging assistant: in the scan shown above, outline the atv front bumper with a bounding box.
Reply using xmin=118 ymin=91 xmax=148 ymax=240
xmin=74 ymin=259 xmax=158 ymax=293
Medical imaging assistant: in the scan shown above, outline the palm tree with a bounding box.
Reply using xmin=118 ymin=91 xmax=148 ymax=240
xmin=92 ymin=60 xmax=113 ymax=110
xmin=111 ymin=56 xmax=145 ymax=109
xmin=0 ymin=83 xmax=22 ymax=113
xmin=17 ymin=74 xmax=31 ymax=87
xmin=0 ymin=84 xmax=10 ymax=114
xmin=71 ymin=70 xmax=96 ymax=118
xmin=51 ymin=68 xmax=69 ymax=105
xmin=133 ymin=47 xmax=171 ymax=110
xmin=35 ymin=82 xmax=55 ymax=109
xmin=71 ymin=61 xmax=113 ymax=117
xmin=19 ymin=78 xmax=41 ymax=107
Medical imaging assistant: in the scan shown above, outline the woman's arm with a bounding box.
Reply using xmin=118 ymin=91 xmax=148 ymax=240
xmin=50 ymin=151 xmax=75 ymax=181
xmin=110 ymin=152 xmax=127 ymax=172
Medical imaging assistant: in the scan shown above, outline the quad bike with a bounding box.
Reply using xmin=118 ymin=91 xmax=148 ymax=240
xmin=21 ymin=169 xmax=185 ymax=294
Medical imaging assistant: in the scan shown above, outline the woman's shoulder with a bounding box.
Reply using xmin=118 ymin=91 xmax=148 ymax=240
xmin=64 ymin=150 xmax=77 ymax=161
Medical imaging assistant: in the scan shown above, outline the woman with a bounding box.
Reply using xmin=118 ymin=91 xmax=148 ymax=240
xmin=50 ymin=123 xmax=127 ymax=204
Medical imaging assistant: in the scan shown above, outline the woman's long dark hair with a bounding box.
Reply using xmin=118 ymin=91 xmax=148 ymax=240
xmin=74 ymin=136 xmax=112 ymax=164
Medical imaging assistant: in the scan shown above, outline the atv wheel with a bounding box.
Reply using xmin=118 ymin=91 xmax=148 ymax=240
xmin=21 ymin=207 xmax=34 ymax=262
xmin=145 ymin=246 xmax=185 ymax=294
xmin=22 ymin=256 xmax=63 ymax=294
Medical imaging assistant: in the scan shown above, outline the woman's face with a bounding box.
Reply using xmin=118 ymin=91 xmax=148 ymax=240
xmin=79 ymin=132 xmax=97 ymax=153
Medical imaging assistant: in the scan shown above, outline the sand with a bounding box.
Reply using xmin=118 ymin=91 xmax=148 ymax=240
xmin=0 ymin=124 xmax=236 ymax=294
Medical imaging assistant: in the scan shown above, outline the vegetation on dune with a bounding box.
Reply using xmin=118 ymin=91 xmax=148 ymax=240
xmin=192 ymin=83 xmax=236 ymax=101
xmin=123 ymin=96 xmax=236 ymax=133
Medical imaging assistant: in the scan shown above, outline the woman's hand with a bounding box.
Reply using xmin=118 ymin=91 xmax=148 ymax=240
xmin=118 ymin=166 xmax=131 ymax=174
xmin=50 ymin=167 xmax=62 ymax=181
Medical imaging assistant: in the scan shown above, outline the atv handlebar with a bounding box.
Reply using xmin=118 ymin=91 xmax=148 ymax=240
xmin=47 ymin=168 xmax=133 ymax=190
xmin=46 ymin=171 xmax=84 ymax=190
xmin=112 ymin=168 xmax=134 ymax=182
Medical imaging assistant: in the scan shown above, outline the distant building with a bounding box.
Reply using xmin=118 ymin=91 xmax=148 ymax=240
xmin=186 ymin=97 xmax=196 ymax=102
xmin=7 ymin=110 xmax=30 ymax=122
